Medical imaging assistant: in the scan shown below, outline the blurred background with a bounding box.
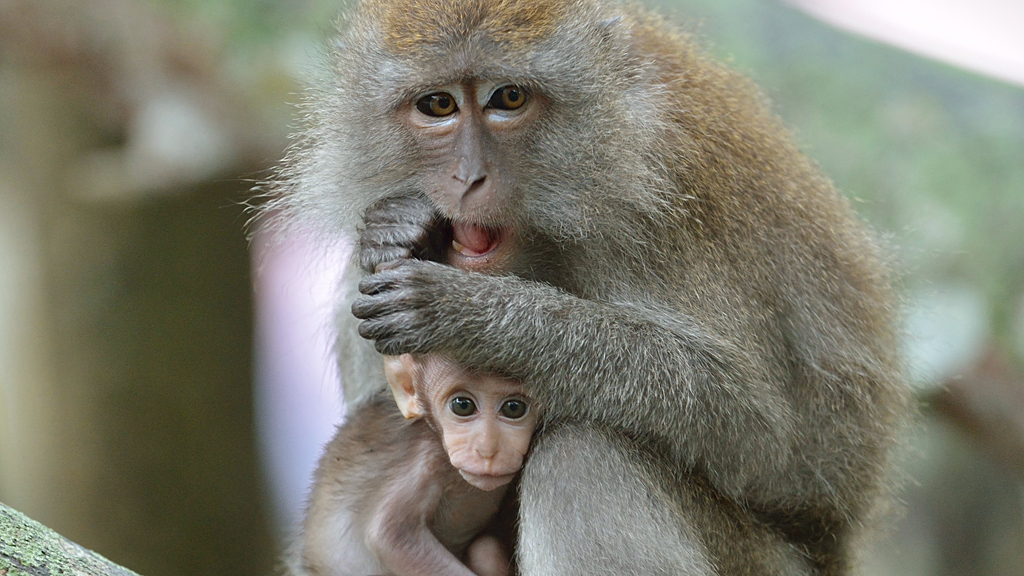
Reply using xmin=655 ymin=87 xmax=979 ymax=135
xmin=0 ymin=0 xmax=1021 ymax=575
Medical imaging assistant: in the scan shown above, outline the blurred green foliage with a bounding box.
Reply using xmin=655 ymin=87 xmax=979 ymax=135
xmin=659 ymin=0 xmax=1024 ymax=351
xmin=154 ymin=0 xmax=338 ymax=44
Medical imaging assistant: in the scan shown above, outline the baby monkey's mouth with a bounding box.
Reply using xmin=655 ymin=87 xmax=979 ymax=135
xmin=450 ymin=221 xmax=504 ymax=258
xmin=458 ymin=469 xmax=517 ymax=492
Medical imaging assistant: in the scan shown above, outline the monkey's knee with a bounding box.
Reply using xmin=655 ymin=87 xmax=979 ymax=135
xmin=465 ymin=534 xmax=511 ymax=576
xmin=517 ymin=424 xmax=715 ymax=576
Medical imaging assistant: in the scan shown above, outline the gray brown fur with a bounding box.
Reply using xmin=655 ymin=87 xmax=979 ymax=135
xmin=268 ymin=0 xmax=913 ymax=574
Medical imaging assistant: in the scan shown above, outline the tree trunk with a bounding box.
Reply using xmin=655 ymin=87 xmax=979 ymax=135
xmin=0 ymin=502 xmax=141 ymax=576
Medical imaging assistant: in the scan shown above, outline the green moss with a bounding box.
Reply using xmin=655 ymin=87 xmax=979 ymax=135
xmin=0 ymin=503 xmax=142 ymax=576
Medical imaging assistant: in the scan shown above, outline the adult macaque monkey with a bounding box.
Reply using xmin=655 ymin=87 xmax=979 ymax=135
xmin=271 ymin=0 xmax=912 ymax=574
xmin=293 ymin=354 xmax=535 ymax=576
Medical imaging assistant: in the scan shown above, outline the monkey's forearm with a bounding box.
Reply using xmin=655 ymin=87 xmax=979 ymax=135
xmin=461 ymin=283 xmax=799 ymax=498
xmin=353 ymin=262 xmax=802 ymax=499
xmin=375 ymin=527 xmax=480 ymax=576
xmin=369 ymin=466 xmax=480 ymax=576
xmin=363 ymin=513 xmax=479 ymax=576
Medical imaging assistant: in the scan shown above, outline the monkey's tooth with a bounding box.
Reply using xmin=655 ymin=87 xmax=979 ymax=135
xmin=452 ymin=240 xmax=468 ymax=254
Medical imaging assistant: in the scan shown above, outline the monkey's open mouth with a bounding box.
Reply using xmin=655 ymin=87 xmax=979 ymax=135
xmin=451 ymin=221 xmax=503 ymax=257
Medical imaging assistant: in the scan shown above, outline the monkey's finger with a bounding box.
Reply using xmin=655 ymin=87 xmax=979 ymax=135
xmin=357 ymin=311 xmax=417 ymax=342
xmin=359 ymin=222 xmax=430 ymax=249
xmin=352 ymin=295 xmax=392 ymax=320
xmin=357 ymin=267 xmax=407 ymax=295
xmin=351 ymin=286 xmax=417 ymax=318
xmin=365 ymin=195 xmax=437 ymax=224
xmin=359 ymin=245 xmax=413 ymax=273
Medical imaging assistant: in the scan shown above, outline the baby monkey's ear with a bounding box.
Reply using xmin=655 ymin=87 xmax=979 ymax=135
xmin=383 ymin=354 xmax=422 ymax=419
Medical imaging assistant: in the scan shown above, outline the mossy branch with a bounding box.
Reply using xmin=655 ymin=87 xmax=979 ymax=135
xmin=0 ymin=503 xmax=141 ymax=576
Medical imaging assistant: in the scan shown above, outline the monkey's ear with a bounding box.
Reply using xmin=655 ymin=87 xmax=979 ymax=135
xmin=383 ymin=354 xmax=422 ymax=419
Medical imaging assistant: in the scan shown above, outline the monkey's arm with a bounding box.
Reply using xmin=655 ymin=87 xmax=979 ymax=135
xmin=352 ymin=260 xmax=801 ymax=503
xmin=367 ymin=454 xmax=480 ymax=576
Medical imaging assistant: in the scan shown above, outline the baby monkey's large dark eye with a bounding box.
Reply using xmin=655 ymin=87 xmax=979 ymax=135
xmin=488 ymin=85 xmax=527 ymax=110
xmin=499 ymin=399 xmax=528 ymax=419
xmin=416 ymin=92 xmax=458 ymax=117
xmin=449 ymin=397 xmax=477 ymax=417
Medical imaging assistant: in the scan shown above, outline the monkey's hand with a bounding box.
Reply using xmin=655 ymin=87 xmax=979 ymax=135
xmin=358 ymin=195 xmax=448 ymax=274
xmin=352 ymin=259 xmax=480 ymax=356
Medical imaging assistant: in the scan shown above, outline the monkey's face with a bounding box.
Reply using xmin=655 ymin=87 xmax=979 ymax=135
xmin=405 ymin=81 xmax=538 ymax=224
xmin=311 ymin=1 xmax=672 ymax=256
xmin=421 ymin=366 xmax=539 ymax=492
xmin=401 ymin=80 xmax=541 ymax=271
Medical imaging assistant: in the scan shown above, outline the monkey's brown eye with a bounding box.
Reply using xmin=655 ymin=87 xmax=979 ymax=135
xmin=449 ymin=397 xmax=477 ymax=417
xmin=416 ymin=93 xmax=458 ymax=117
xmin=499 ymin=399 xmax=528 ymax=419
xmin=488 ymin=85 xmax=526 ymax=110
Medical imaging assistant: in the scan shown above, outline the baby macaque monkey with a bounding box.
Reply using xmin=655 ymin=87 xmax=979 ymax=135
xmin=386 ymin=354 xmax=538 ymax=493
xmin=292 ymin=354 xmax=538 ymax=576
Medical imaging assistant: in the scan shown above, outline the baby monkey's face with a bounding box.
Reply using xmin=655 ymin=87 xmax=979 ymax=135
xmin=426 ymin=367 xmax=538 ymax=491
xmin=386 ymin=354 xmax=538 ymax=491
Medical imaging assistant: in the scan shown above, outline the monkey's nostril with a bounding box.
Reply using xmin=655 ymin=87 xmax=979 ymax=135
xmin=456 ymin=174 xmax=487 ymax=200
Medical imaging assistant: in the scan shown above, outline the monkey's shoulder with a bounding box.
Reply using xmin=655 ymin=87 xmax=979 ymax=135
xmin=314 ymin=392 xmax=453 ymax=494
xmin=326 ymin=393 xmax=439 ymax=459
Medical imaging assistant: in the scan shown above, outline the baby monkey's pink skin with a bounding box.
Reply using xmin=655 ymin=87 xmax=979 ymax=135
xmin=389 ymin=354 xmax=539 ymax=492
xmin=293 ymin=354 xmax=537 ymax=576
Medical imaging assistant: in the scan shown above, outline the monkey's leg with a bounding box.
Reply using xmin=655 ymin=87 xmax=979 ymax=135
xmin=516 ymin=424 xmax=813 ymax=576
xmin=516 ymin=423 xmax=710 ymax=576
xmin=464 ymin=534 xmax=511 ymax=576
